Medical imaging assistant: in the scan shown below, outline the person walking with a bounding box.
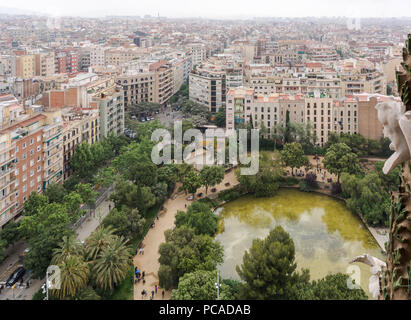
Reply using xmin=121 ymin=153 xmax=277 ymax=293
xmin=151 ymin=290 xmax=155 ymax=299
xmin=142 ymin=271 xmax=145 ymax=278
xmin=155 ymin=285 xmax=158 ymax=294
xmin=162 ymin=290 xmax=165 ymax=299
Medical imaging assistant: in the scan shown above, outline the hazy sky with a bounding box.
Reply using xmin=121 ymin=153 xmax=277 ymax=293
xmin=1 ymin=0 xmax=411 ymax=18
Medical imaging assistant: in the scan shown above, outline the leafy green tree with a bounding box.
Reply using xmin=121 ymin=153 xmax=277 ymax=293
xmin=281 ymin=142 xmax=309 ymax=176
xmin=302 ymin=273 xmax=368 ymax=300
xmin=135 ymin=186 xmax=156 ymax=214
xmin=237 ymin=151 xmax=283 ymax=197
xmin=323 ymin=143 xmax=359 ymax=183
xmin=0 ymin=221 xmax=21 ymax=247
xmin=23 ymin=192 xmax=49 ymax=216
xmin=175 ymin=202 xmax=217 ymax=236
xmin=102 ymin=207 xmax=145 ymax=240
xmin=158 ymin=226 xmax=224 ymax=290
xmin=236 ymin=226 xmax=310 ymax=300
xmin=373 ymin=162 xmax=400 ymax=192
xmin=200 ymin=166 xmax=225 ymax=194
xmin=93 ymin=167 xmax=116 ymax=188
xmin=171 ymin=270 xmax=233 ymax=300
xmin=158 ymin=164 xmax=178 ymax=193
xmin=19 ymin=203 xmax=74 ymax=278
xmin=92 ymin=235 xmax=131 ymax=292
xmin=70 ymin=142 xmax=94 ymax=179
xmin=51 ymin=255 xmax=90 ymax=300
xmin=44 ymin=183 xmax=67 ymax=204
xmin=214 ymin=109 xmax=226 ymax=128
xmin=151 ymin=182 xmax=169 ymax=204
xmin=341 ymin=172 xmax=391 ymax=226
xmin=63 ymin=192 xmax=84 ymax=222
xmin=130 ymin=161 xmax=158 ymax=187
xmin=0 ymin=238 xmax=6 ymax=262
xmin=181 ymin=170 xmax=202 ymax=197
xmin=75 ymin=183 xmax=97 ymax=208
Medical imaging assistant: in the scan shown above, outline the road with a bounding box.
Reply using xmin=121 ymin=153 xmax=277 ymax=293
xmin=0 ymin=194 xmax=114 ymax=300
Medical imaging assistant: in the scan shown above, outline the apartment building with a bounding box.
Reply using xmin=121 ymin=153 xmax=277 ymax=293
xmin=341 ymin=68 xmax=386 ymax=96
xmin=226 ymin=87 xmax=397 ymax=146
xmin=189 ymin=69 xmax=226 ymax=113
xmin=187 ymin=44 xmax=207 ymax=67
xmin=117 ymin=70 xmax=156 ymax=109
xmin=90 ymin=46 xmax=106 ymax=67
xmin=104 ymin=48 xmax=142 ymax=66
xmin=61 ymin=108 xmax=99 ymax=180
xmin=15 ymin=54 xmax=35 ymax=78
xmin=0 ymin=131 xmax=17 ymax=228
xmin=35 ymin=52 xmax=55 ymax=77
xmin=90 ymin=83 xmax=124 ymax=138
xmin=151 ymin=61 xmax=173 ymax=105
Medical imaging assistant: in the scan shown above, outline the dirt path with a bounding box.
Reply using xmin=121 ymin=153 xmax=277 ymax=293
xmin=133 ymin=170 xmax=239 ymax=300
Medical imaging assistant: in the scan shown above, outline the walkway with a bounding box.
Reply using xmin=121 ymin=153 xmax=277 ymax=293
xmin=133 ymin=170 xmax=238 ymax=300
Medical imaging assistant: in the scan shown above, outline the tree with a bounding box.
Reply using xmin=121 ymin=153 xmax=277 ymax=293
xmin=175 ymin=202 xmax=217 ymax=236
xmin=302 ymin=273 xmax=368 ymax=300
xmin=71 ymin=287 xmax=101 ymax=300
xmin=0 ymin=238 xmax=6 ymax=263
xmin=323 ymin=143 xmax=359 ymax=183
xmin=158 ymin=164 xmax=178 ymax=193
xmin=75 ymin=184 xmax=97 ymax=208
xmin=281 ymin=142 xmax=309 ymax=176
xmin=44 ymin=183 xmax=67 ymax=204
xmin=102 ymin=207 xmax=145 ymax=240
xmin=19 ymin=203 xmax=74 ymax=278
xmin=52 ymin=255 xmax=90 ymax=300
xmin=200 ymin=165 xmax=225 ymax=194
xmin=63 ymin=192 xmax=84 ymax=222
xmin=23 ymin=192 xmax=49 ymax=216
xmin=85 ymin=226 xmax=116 ymax=261
xmin=70 ymin=142 xmax=94 ymax=179
xmin=214 ymin=109 xmax=226 ymax=128
xmin=236 ymin=226 xmax=309 ymax=300
xmin=0 ymin=221 xmax=21 ymax=247
xmin=92 ymin=235 xmax=131 ymax=292
xmin=151 ymin=182 xmax=169 ymax=204
xmin=93 ymin=167 xmax=116 ymax=188
xmin=51 ymin=235 xmax=84 ymax=265
xmin=341 ymin=172 xmax=391 ymax=226
xmin=181 ymin=170 xmax=202 ymax=197
xmin=171 ymin=270 xmax=233 ymax=300
xmin=237 ymin=151 xmax=283 ymax=197
xmin=158 ymin=226 xmax=224 ymax=290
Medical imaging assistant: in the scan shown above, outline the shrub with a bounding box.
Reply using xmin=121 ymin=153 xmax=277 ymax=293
xmin=282 ymin=177 xmax=299 ymax=186
xmin=299 ymin=180 xmax=312 ymax=193
xmin=305 ymin=172 xmax=318 ymax=189
xmin=218 ymin=188 xmax=241 ymax=202
xmin=331 ymin=182 xmax=342 ymax=195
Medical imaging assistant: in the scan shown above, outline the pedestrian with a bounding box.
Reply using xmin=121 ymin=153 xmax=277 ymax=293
xmin=109 ymin=204 xmax=111 ymax=211
xmin=26 ymin=281 xmax=30 ymax=288
xmin=151 ymin=290 xmax=154 ymax=298
xmin=185 ymin=203 xmax=187 ymax=208
xmin=155 ymin=285 xmax=158 ymax=294
xmin=162 ymin=290 xmax=165 ymax=299
xmin=143 ymin=279 xmax=146 ymax=285
xmin=141 ymin=290 xmax=145 ymax=298
xmin=142 ymin=271 xmax=145 ymax=278
xmin=142 ymin=248 xmax=145 ymax=255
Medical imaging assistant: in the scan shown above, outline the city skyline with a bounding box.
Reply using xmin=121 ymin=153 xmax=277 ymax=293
xmin=2 ymin=0 xmax=411 ymax=19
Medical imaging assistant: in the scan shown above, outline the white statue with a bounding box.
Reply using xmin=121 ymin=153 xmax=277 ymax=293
xmin=350 ymin=254 xmax=387 ymax=299
xmin=375 ymin=100 xmax=411 ymax=174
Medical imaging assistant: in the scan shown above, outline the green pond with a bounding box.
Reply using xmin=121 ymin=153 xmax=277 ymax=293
xmin=215 ymin=189 xmax=385 ymax=298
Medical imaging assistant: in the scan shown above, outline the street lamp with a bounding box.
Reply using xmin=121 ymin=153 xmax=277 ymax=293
xmin=215 ymin=270 xmax=220 ymax=300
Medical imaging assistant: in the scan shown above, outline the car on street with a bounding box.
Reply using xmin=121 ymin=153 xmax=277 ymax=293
xmin=6 ymin=266 xmax=26 ymax=287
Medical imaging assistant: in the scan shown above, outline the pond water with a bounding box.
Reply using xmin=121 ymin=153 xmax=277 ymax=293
xmin=215 ymin=189 xmax=385 ymax=298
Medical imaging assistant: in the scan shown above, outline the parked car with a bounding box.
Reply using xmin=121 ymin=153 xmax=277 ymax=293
xmin=6 ymin=266 xmax=26 ymax=287
xmin=140 ymin=117 xmax=146 ymax=122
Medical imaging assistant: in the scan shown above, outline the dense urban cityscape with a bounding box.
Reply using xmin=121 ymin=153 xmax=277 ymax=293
xmin=0 ymin=1 xmax=410 ymax=306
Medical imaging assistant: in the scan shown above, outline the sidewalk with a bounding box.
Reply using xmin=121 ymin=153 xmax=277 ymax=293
xmin=0 ymin=191 xmax=114 ymax=300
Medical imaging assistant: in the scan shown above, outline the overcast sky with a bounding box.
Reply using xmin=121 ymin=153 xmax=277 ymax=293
xmin=1 ymin=0 xmax=411 ymax=18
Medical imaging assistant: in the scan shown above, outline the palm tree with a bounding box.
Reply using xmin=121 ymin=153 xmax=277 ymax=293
xmin=92 ymin=236 xmax=131 ymax=292
xmin=85 ymin=226 xmax=116 ymax=261
xmin=71 ymin=286 xmax=101 ymax=300
xmin=52 ymin=235 xmax=84 ymax=265
xmin=52 ymin=255 xmax=90 ymax=300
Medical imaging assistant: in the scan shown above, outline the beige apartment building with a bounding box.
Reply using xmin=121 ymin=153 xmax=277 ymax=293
xmin=226 ymin=87 xmax=396 ymax=147
xmin=35 ymin=52 xmax=55 ymax=77
xmin=15 ymin=54 xmax=35 ymax=79
xmin=117 ymin=71 xmax=156 ymax=109
xmin=341 ymin=69 xmax=386 ymax=96
xmin=104 ymin=48 xmax=143 ymax=66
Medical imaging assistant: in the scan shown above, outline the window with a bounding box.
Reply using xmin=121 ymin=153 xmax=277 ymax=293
xmin=22 ymin=164 xmax=27 ymax=171
xmin=37 ymin=146 xmax=41 ymax=152
xmin=22 ymin=142 xmax=26 ymax=149
xmin=22 ymin=153 xmax=27 ymax=160
xmin=30 ymin=170 xmax=34 ymax=177
xmin=30 ymin=138 xmax=34 ymax=145
xmin=23 ymin=185 xmax=27 ymax=192
xmin=37 ymin=165 xmax=41 ymax=172
xmin=30 ymin=160 xmax=34 ymax=167
xmin=37 ymin=135 xmax=41 ymax=142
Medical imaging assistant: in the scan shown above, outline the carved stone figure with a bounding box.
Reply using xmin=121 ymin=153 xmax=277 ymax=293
xmin=375 ymin=100 xmax=411 ymax=174
xmin=350 ymin=254 xmax=387 ymax=299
